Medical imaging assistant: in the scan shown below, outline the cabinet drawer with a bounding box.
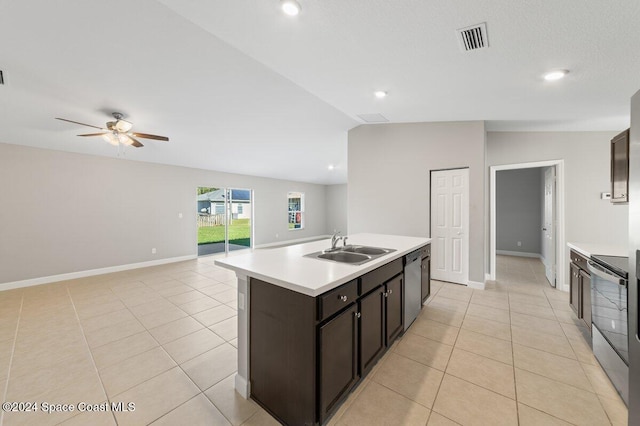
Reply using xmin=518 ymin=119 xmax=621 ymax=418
xmin=318 ymin=279 xmax=358 ymax=321
xmin=570 ymin=250 xmax=589 ymax=272
xmin=360 ymin=258 xmax=403 ymax=296
xmin=420 ymin=244 xmax=431 ymax=259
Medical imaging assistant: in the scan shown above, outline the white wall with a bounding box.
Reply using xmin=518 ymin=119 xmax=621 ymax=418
xmin=0 ymin=143 xmax=329 ymax=284
xmin=487 ymin=131 xmax=628 ymax=284
xmin=496 ymin=168 xmax=543 ymax=255
xmin=348 ymin=121 xmax=486 ymax=283
xmin=325 ymin=184 xmax=348 ymax=235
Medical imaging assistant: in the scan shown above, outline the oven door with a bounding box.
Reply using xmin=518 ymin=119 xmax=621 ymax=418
xmin=588 ymin=260 xmax=629 ymax=404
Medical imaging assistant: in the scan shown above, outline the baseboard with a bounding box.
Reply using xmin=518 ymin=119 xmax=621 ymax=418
xmin=496 ymin=250 xmax=542 ymax=259
xmin=235 ymin=373 xmax=249 ymax=399
xmin=0 ymin=254 xmax=197 ymax=292
xmin=467 ymin=280 xmax=485 ymax=290
xmin=485 ymin=273 xmax=492 ymax=281
xmin=255 ymin=235 xmax=330 ymax=249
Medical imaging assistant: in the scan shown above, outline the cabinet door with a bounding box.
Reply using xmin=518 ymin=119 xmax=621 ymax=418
xmin=611 ymin=129 xmax=629 ymax=203
xmin=319 ymin=304 xmax=359 ymax=423
xmin=580 ymin=270 xmax=592 ymax=331
xmin=385 ymin=275 xmax=404 ymax=346
xmin=569 ymin=263 xmax=580 ymax=316
xmin=421 ymin=257 xmax=430 ymax=304
xmin=359 ymin=286 xmax=385 ymax=377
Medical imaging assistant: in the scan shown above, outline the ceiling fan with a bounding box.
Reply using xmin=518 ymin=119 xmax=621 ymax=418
xmin=55 ymin=112 xmax=169 ymax=148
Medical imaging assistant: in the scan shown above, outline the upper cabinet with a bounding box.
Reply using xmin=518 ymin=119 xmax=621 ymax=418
xmin=611 ymin=129 xmax=630 ymax=204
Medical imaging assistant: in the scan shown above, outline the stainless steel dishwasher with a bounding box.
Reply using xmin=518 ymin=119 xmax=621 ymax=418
xmin=404 ymin=249 xmax=422 ymax=330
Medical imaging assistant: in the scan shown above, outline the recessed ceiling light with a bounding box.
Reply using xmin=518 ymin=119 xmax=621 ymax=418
xmin=374 ymin=91 xmax=387 ymax=99
xmin=328 ymin=164 xmax=335 ymax=171
xmin=281 ymin=0 xmax=301 ymax=16
xmin=543 ymin=69 xmax=569 ymax=81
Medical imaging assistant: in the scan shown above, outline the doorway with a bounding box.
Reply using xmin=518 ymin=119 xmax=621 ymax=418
xmin=489 ymin=160 xmax=565 ymax=289
xmin=197 ymin=187 xmax=253 ymax=256
xmin=430 ymin=168 xmax=470 ymax=285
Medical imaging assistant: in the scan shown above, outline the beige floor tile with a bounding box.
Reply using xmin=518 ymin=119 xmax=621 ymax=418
xmin=100 ymin=347 xmax=176 ymax=396
xmin=209 ymin=317 xmax=238 ymax=342
xmin=517 ymin=403 xmax=572 ymax=425
xmin=511 ymin=312 xmax=564 ymax=336
xmin=149 ymin=316 xmax=204 ymax=344
xmin=549 ymin=298 xmax=573 ymax=312
xmin=435 ymin=285 xmax=473 ymax=302
xmin=212 ymin=289 xmax=238 ymax=304
xmin=180 ymin=297 xmax=222 ymax=315
xmin=427 ymin=412 xmax=461 ymax=425
xmin=461 ymin=314 xmax=512 ymax=341
xmin=513 ymin=343 xmax=592 ymax=391
xmin=560 ymin=322 xmax=591 ymax=340
xmin=393 ymin=333 xmax=453 ymax=371
xmin=420 ymin=306 xmax=465 ymax=327
xmin=466 ymin=303 xmax=511 ymax=324
xmin=200 ymin=283 xmax=234 ymax=296
xmin=151 ymin=393 xmax=231 ymax=425
xmin=568 ymin=336 xmax=598 ymax=365
xmin=511 ymin=325 xmax=576 ymax=359
xmin=454 ymin=329 xmax=513 ymax=365
xmin=112 ymin=367 xmax=200 ymax=426
xmin=166 ymin=290 xmax=206 ymax=305
xmin=371 ymin=352 xmax=443 ymax=408
xmin=91 ymin=331 xmax=159 ymax=370
xmin=446 ymin=348 xmax=515 ymax=398
xmin=432 ymin=374 xmax=517 ymax=426
xmin=552 ymin=309 xmax=585 ymax=327
xmin=128 ymin=299 xmax=176 ymax=317
xmin=85 ymin=317 xmax=145 ymax=348
xmin=229 ymin=338 xmax=238 ymax=348
xmin=182 ymin=343 xmax=237 ymax=390
xmin=509 ymin=301 xmax=556 ymax=320
xmin=79 ymin=308 xmax=136 ymax=333
xmin=193 ymin=305 xmax=237 ymax=327
xmin=163 ymin=328 xmax=225 ymax=364
xmin=58 ymin=407 xmax=117 ymax=425
xmin=408 ymin=318 xmax=459 ymax=345
xmin=582 ymin=362 xmax=624 ymax=399
xmin=428 ymin=296 xmax=469 ymax=314
xmin=157 ymin=284 xmax=195 ymax=297
xmin=75 ymin=299 xmax=126 ymax=319
xmin=597 ymin=394 xmax=628 ymax=426
xmin=340 ymin=381 xmax=430 ymax=426
xmin=469 ymin=293 xmax=510 ymax=310
xmin=515 ymin=368 xmax=610 ymax=425
xmin=138 ymin=306 xmax=188 ymax=329
xmin=205 ymin=374 xmax=260 ymax=426
xmin=241 ymin=408 xmax=281 ymax=426
xmin=509 ymin=292 xmax=550 ymax=308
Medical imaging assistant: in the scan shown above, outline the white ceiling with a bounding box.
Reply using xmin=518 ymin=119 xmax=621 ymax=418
xmin=1 ymin=1 xmax=639 ymax=184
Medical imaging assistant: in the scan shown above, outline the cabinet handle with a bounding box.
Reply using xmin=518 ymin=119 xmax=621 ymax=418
xmin=388 ymin=289 xmax=393 ymax=295
xmin=383 ymin=291 xmax=388 ymax=298
xmin=354 ymin=312 xmax=361 ymax=319
xmin=339 ymin=295 xmax=348 ymax=302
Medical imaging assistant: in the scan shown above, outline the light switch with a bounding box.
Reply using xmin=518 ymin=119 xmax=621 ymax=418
xmin=601 ymin=192 xmax=612 ymax=200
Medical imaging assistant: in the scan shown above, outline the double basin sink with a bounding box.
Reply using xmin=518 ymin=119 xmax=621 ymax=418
xmin=305 ymin=245 xmax=396 ymax=265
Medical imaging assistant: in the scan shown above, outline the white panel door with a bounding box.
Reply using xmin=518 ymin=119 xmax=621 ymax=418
xmin=431 ymin=168 xmax=469 ymax=285
xmin=543 ymin=167 xmax=556 ymax=286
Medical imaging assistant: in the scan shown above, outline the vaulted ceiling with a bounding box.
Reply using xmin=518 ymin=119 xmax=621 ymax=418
xmin=1 ymin=0 xmax=639 ymax=184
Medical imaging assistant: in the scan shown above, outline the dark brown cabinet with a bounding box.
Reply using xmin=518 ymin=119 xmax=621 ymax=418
xmin=249 ymin=254 xmax=412 ymax=426
xmin=569 ymin=250 xmax=592 ymax=331
xmin=319 ymin=304 xmax=359 ymax=421
xmin=611 ymin=129 xmax=630 ymax=204
xmin=421 ymin=248 xmax=431 ymax=304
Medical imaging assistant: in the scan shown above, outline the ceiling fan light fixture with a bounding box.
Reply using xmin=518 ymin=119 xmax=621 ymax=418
xmin=102 ymin=133 xmax=119 ymax=146
xmin=281 ymin=0 xmax=301 ymax=16
xmin=115 ymin=119 xmax=133 ymax=132
xmin=374 ymin=90 xmax=388 ymax=99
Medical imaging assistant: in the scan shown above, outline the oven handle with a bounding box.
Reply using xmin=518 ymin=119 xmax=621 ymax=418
xmin=587 ymin=261 xmax=628 ymax=286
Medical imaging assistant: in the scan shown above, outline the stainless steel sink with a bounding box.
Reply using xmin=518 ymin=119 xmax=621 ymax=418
xmin=305 ymin=245 xmax=396 ymax=265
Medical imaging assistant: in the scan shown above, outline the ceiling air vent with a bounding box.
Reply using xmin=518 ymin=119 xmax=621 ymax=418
xmin=0 ymin=70 xmax=4 ymax=85
xmin=456 ymin=22 xmax=488 ymax=52
xmin=357 ymin=113 xmax=389 ymax=123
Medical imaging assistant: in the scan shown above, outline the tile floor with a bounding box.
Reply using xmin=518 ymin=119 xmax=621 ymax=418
xmin=0 ymin=255 xmax=628 ymax=425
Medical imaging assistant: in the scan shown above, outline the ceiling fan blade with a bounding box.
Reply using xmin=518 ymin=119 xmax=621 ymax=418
xmin=55 ymin=117 xmax=105 ymax=130
xmin=131 ymin=132 xmax=169 ymax=141
xmin=128 ymin=136 xmax=144 ymax=148
xmin=77 ymin=132 xmax=108 ymax=137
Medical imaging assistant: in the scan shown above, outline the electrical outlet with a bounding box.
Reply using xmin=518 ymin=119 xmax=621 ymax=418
xmin=151 ymin=248 xmax=157 ymax=254
xmin=517 ymin=241 xmax=522 ymax=247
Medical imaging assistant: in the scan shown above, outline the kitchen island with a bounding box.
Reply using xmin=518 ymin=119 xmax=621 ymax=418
xmin=215 ymin=233 xmax=430 ymax=425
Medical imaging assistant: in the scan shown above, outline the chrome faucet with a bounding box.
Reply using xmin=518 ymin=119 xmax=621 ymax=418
xmin=330 ymin=231 xmax=343 ymax=250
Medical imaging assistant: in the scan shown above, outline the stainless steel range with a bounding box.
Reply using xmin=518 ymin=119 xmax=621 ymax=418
xmin=588 ymin=254 xmax=629 ymax=404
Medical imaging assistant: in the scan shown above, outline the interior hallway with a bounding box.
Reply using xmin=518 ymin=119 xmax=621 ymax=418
xmin=0 ymin=255 xmax=628 ymax=425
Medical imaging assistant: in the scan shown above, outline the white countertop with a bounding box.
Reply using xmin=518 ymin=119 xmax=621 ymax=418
xmin=215 ymin=233 xmax=431 ymax=297
xmin=567 ymin=242 xmax=628 ymax=258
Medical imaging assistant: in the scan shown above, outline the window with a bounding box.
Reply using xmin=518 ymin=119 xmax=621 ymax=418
xmin=215 ymin=203 xmax=225 ymax=214
xmin=288 ymin=192 xmax=304 ymax=230
xmin=237 ymin=204 xmax=243 ymax=214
